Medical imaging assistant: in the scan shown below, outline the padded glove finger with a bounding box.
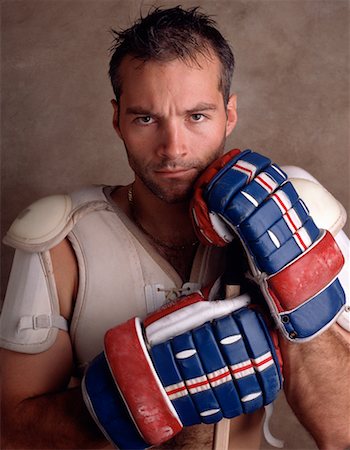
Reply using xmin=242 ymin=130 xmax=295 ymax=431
xmin=149 ymin=305 xmax=282 ymax=424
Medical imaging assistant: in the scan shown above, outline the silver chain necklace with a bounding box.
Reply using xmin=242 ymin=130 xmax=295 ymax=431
xmin=127 ymin=184 xmax=199 ymax=251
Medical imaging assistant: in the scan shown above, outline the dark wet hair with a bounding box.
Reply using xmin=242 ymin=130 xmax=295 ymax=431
xmin=109 ymin=6 xmax=235 ymax=104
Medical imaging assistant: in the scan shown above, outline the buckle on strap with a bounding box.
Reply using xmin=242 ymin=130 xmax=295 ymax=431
xmin=33 ymin=314 xmax=52 ymax=329
xmin=17 ymin=314 xmax=68 ymax=332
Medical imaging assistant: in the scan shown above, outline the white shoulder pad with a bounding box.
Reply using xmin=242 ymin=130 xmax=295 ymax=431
xmin=3 ymin=186 xmax=112 ymax=252
xmin=282 ymin=166 xmax=347 ymax=236
xmin=0 ymin=249 xmax=68 ymax=353
xmin=4 ymin=194 xmax=72 ymax=250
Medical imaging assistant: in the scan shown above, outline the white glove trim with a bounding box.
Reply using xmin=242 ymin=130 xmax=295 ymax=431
xmin=145 ymin=294 xmax=251 ymax=346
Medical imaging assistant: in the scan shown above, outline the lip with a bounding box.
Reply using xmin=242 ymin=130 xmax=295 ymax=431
xmin=154 ymin=168 xmax=196 ymax=178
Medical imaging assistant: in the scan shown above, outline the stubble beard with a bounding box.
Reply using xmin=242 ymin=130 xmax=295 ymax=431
xmin=125 ymin=137 xmax=226 ymax=204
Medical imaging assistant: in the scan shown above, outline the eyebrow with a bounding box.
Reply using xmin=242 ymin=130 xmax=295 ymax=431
xmin=186 ymin=103 xmax=218 ymax=113
xmin=125 ymin=102 xmax=218 ymax=116
xmin=125 ymin=107 xmax=154 ymax=116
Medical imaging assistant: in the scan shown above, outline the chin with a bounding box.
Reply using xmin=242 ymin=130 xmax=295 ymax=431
xmin=151 ymin=182 xmax=194 ymax=204
xmin=162 ymin=193 xmax=192 ymax=204
xmin=157 ymin=188 xmax=193 ymax=204
xmin=140 ymin=174 xmax=195 ymax=203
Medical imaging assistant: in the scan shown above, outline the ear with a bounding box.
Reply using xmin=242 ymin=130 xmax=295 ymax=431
xmin=225 ymin=94 xmax=238 ymax=137
xmin=111 ymin=99 xmax=122 ymax=138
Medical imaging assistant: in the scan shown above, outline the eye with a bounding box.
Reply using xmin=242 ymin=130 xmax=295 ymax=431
xmin=135 ymin=116 xmax=154 ymax=125
xmin=190 ymin=113 xmax=205 ymax=122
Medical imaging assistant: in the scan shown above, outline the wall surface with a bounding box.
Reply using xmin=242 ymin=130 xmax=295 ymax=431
xmin=1 ymin=1 xmax=349 ymax=448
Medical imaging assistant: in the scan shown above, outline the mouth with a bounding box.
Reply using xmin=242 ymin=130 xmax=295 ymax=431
xmin=154 ymin=168 xmax=197 ymax=179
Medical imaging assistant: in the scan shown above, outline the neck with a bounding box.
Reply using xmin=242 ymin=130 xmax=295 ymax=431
xmin=130 ymin=178 xmax=197 ymax=247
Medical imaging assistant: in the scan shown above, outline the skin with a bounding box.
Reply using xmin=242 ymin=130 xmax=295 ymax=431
xmin=2 ymin=50 xmax=349 ymax=450
xmin=112 ymin=55 xmax=233 ymax=203
xmin=280 ymin=325 xmax=350 ymax=450
xmin=1 ymin=52 xmax=266 ymax=450
xmin=111 ymin=54 xmax=236 ymax=251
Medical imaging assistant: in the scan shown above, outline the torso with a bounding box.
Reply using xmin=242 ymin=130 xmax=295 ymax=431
xmin=112 ymin=184 xmax=200 ymax=282
xmin=50 ymin=184 xmax=264 ymax=450
xmin=56 ymin=185 xmax=228 ymax=367
xmin=52 ymin=185 xmax=199 ymax=322
xmin=147 ymin=241 xmax=199 ymax=281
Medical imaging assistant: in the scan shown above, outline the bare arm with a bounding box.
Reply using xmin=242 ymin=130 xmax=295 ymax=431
xmin=280 ymin=323 xmax=350 ymax=450
xmin=1 ymin=333 xmax=108 ymax=449
xmin=1 ymin=240 xmax=109 ymax=449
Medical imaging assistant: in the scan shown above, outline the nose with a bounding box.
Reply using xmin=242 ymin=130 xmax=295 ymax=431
xmin=156 ymin=120 xmax=188 ymax=160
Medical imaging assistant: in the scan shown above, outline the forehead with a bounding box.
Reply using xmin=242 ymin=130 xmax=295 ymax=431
xmin=117 ymin=53 xmax=223 ymax=108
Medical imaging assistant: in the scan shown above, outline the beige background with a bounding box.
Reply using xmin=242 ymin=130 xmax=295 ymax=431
xmin=1 ymin=0 xmax=349 ymax=448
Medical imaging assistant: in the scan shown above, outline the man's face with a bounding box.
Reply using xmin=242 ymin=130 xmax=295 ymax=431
xmin=112 ymin=53 xmax=237 ymax=203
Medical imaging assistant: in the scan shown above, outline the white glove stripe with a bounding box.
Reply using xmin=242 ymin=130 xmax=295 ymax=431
xmin=284 ymin=208 xmax=303 ymax=233
xmin=164 ymin=367 xmax=232 ymax=399
xmin=252 ymin=352 xmax=274 ymax=372
xmin=293 ymin=227 xmax=312 ymax=252
xmin=230 ymin=353 xmax=274 ymax=379
xmin=272 ymin=190 xmax=293 ymax=214
xmin=165 ymin=382 xmax=188 ymax=400
xmin=186 ymin=375 xmax=211 ymax=394
xmin=207 ymin=367 xmax=231 ymax=383
xmin=255 ymin=173 xmax=277 ymax=192
xmin=146 ymin=295 xmax=251 ymax=346
xmin=230 ymin=360 xmax=255 ymax=379
xmin=209 ymin=373 xmax=232 ymax=387
xmin=233 ymin=161 xmax=257 ymax=182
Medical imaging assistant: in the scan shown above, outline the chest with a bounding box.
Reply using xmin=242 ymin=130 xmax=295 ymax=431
xmin=152 ymin=243 xmax=200 ymax=282
xmin=68 ymin=208 xmax=227 ymax=369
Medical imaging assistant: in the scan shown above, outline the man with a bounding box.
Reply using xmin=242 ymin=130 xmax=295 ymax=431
xmin=1 ymin=6 xmax=349 ymax=450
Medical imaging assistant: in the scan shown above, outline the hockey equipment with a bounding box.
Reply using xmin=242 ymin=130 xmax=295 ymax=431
xmin=191 ymin=149 xmax=346 ymax=341
xmin=82 ymin=292 xmax=282 ymax=448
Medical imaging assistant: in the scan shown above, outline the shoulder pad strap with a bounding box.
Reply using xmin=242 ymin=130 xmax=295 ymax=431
xmin=282 ymin=166 xmax=347 ymax=236
xmin=3 ymin=186 xmax=112 ymax=252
